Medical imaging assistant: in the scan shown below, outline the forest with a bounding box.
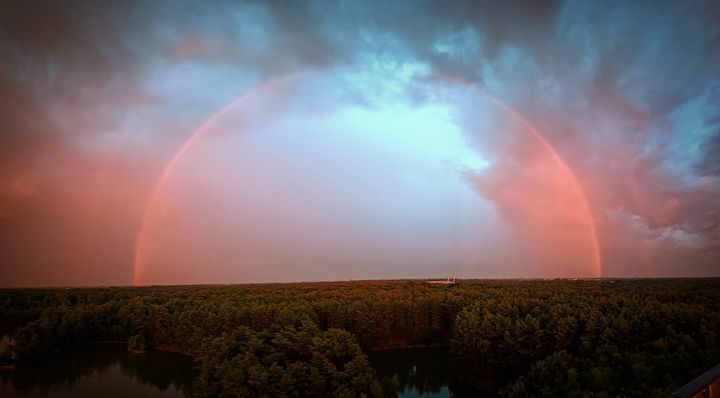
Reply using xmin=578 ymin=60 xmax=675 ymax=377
xmin=1 ymin=278 xmax=719 ymax=397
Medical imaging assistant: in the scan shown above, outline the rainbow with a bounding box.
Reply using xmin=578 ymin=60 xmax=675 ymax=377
xmin=132 ymin=73 xmax=309 ymax=285
xmin=132 ymin=71 xmax=602 ymax=285
xmin=483 ymin=95 xmax=603 ymax=278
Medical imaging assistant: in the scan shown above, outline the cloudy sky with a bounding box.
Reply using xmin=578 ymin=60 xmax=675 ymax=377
xmin=1 ymin=0 xmax=718 ymax=286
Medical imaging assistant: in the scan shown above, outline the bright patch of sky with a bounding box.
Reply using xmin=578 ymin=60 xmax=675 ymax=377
xmin=340 ymin=60 xmax=431 ymax=104
xmin=332 ymin=104 xmax=489 ymax=172
xmin=160 ymin=98 xmax=501 ymax=279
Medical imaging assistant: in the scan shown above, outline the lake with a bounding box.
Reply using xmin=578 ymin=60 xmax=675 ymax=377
xmin=368 ymin=347 xmax=490 ymax=398
xmin=0 ymin=344 xmax=194 ymax=398
xmin=369 ymin=347 xmax=452 ymax=397
xmin=1 ymin=343 xmax=480 ymax=397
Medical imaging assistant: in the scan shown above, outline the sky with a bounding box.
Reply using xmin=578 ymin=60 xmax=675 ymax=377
xmin=0 ymin=0 xmax=718 ymax=286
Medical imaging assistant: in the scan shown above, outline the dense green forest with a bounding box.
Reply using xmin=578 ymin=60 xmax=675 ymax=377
xmin=1 ymin=279 xmax=719 ymax=397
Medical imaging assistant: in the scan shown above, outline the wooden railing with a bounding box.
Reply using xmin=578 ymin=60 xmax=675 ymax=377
xmin=670 ymin=364 xmax=720 ymax=398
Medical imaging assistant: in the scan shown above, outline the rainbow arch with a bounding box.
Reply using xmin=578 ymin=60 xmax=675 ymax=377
xmin=132 ymin=71 xmax=602 ymax=285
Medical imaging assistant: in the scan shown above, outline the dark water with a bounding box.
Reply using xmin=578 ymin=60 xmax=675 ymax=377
xmin=0 ymin=345 xmax=194 ymax=398
xmin=368 ymin=347 xmax=490 ymax=398
xmin=369 ymin=347 xmax=452 ymax=398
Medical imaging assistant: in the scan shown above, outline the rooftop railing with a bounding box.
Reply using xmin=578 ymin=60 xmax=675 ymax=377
xmin=670 ymin=363 xmax=720 ymax=398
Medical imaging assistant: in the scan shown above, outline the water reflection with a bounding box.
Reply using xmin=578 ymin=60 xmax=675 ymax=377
xmin=369 ymin=347 xmax=491 ymax=398
xmin=0 ymin=345 xmax=194 ymax=398
xmin=369 ymin=347 xmax=451 ymax=397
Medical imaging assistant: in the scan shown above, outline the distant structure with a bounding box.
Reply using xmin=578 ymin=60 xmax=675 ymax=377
xmin=427 ymin=275 xmax=457 ymax=285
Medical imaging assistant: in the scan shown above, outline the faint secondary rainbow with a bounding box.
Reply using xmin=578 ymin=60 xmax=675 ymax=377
xmin=133 ymin=71 xmax=602 ymax=285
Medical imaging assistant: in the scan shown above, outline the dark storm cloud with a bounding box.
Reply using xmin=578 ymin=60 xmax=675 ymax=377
xmin=0 ymin=0 xmax=159 ymax=167
xmin=1 ymin=0 xmax=719 ymax=285
xmin=0 ymin=0 xmax=171 ymax=285
xmin=430 ymin=0 xmax=563 ymax=56
xmin=459 ymin=0 xmax=720 ymax=275
xmin=0 ymin=0 xmax=571 ymax=183
xmin=697 ymin=131 xmax=720 ymax=177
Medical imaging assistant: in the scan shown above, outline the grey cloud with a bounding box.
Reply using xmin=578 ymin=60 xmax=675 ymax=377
xmin=1 ymin=0 xmax=719 ymax=283
xmin=696 ymin=130 xmax=720 ymax=177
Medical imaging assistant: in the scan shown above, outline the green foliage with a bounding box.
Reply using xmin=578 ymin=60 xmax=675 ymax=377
xmin=193 ymin=324 xmax=381 ymax=397
xmin=1 ymin=279 xmax=719 ymax=397
xmin=11 ymin=301 xmax=122 ymax=363
xmin=127 ymin=333 xmax=146 ymax=352
xmin=450 ymin=279 xmax=720 ymax=397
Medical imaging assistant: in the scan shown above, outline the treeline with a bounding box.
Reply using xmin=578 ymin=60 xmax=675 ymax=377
xmin=1 ymin=281 xmax=471 ymax=397
xmin=450 ymin=280 xmax=720 ymax=397
xmin=2 ymin=279 xmax=719 ymax=397
xmin=2 ymin=281 xmax=473 ymax=356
